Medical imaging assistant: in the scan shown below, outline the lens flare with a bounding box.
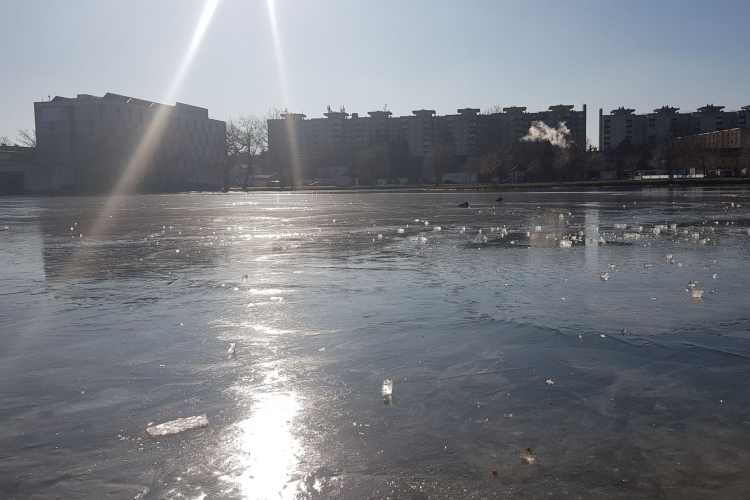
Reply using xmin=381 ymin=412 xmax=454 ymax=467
xmin=265 ymin=0 xmax=305 ymax=186
xmin=81 ymin=0 xmax=221 ymax=244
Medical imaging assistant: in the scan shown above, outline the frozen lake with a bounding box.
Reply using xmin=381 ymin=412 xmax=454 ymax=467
xmin=2 ymin=188 xmax=750 ymax=499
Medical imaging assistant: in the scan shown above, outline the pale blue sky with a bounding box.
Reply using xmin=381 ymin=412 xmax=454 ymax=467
xmin=2 ymin=0 xmax=748 ymax=146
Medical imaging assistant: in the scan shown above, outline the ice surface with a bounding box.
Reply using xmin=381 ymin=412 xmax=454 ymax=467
xmin=146 ymin=414 xmax=209 ymax=437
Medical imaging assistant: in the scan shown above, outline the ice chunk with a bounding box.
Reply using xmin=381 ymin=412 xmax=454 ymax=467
xmin=644 ymin=263 xmax=652 ymax=269
xmin=377 ymin=234 xmax=383 ymax=239
xmin=397 ymin=228 xmax=405 ymax=234
xmin=146 ymin=414 xmax=208 ymax=437
xmin=433 ymin=226 xmax=441 ymax=231
xmin=608 ymin=264 xmax=616 ymax=270
xmin=600 ymin=272 xmax=610 ymax=281
xmin=613 ymin=223 xmax=627 ymax=230
xmin=534 ymin=225 xmax=542 ymax=232
xmin=227 ymin=343 xmax=236 ymax=356
xmin=559 ymin=240 xmax=572 ymax=248
xmin=382 ymin=379 xmax=393 ymax=404
xmin=691 ymin=290 xmax=704 ymax=299
xmin=559 ymin=214 xmax=564 ymax=220
xmin=520 ymin=448 xmax=536 ymax=465
xmin=546 ymin=379 xmax=554 ymax=386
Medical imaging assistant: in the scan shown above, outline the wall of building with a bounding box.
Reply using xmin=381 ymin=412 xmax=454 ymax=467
xmin=34 ymin=93 xmax=227 ymax=191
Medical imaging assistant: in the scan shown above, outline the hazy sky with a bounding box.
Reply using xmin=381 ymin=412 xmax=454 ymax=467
xmin=2 ymin=0 xmax=749 ymax=146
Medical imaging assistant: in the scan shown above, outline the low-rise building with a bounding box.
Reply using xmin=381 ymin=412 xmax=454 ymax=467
xmin=674 ymin=128 xmax=750 ymax=177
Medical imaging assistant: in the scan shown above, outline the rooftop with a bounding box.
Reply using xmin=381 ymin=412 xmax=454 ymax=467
xmin=39 ymin=92 xmax=213 ymax=119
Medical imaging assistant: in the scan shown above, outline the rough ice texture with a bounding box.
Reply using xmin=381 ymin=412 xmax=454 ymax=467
xmin=146 ymin=414 xmax=209 ymax=437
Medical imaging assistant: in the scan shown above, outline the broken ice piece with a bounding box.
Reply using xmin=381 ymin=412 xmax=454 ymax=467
xmin=520 ymin=448 xmax=536 ymax=465
xmin=146 ymin=414 xmax=208 ymax=437
xmin=545 ymin=379 xmax=554 ymax=386
xmin=382 ymin=379 xmax=393 ymax=404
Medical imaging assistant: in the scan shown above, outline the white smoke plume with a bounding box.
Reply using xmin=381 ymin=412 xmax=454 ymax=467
xmin=521 ymin=121 xmax=571 ymax=148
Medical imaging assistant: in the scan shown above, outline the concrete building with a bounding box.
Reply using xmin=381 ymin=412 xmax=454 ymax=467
xmin=599 ymin=107 xmax=648 ymax=152
xmin=268 ymin=104 xmax=586 ymax=183
xmin=34 ymin=92 xmax=227 ymax=191
xmin=600 ymin=104 xmax=749 ymax=151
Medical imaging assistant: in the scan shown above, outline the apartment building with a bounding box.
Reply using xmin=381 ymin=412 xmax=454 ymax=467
xmin=34 ymin=92 xmax=227 ymax=191
xmin=600 ymin=104 xmax=749 ymax=151
xmin=268 ymin=104 xmax=587 ymax=178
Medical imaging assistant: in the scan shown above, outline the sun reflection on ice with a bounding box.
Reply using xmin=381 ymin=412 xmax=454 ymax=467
xmin=221 ymin=370 xmax=303 ymax=499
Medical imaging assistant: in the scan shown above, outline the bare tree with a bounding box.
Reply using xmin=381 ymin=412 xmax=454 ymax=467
xmin=16 ymin=128 xmax=36 ymax=147
xmin=482 ymin=105 xmax=502 ymax=115
xmin=478 ymin=147 xmax=513 ymax=180
xmin=224 ymin=108 xmax=282 ymax=190
xmin=741 ymin=143 xmax=750 ymax=177
xmin=423 ymin=144 xmax=454 ymax=184
xmin=355 ymin=145 xmax=386 ymax=185
xmin=0 ymin=135 xmax=14 ymax=146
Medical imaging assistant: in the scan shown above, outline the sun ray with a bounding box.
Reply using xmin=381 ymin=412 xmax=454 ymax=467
xmin=83 ymin=0 xmax=221 ymax=238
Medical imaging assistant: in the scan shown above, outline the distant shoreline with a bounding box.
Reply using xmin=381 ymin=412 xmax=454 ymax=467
xmin=7 ymin=177 xmax=750 ymax=197
xmin=230 ymin=177 xmax=750 ymax=193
